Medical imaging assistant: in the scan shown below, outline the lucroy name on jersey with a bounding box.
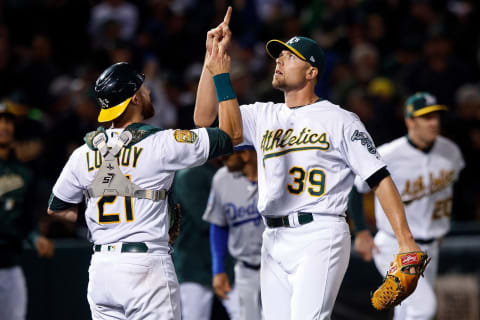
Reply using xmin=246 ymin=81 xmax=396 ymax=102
xmin=86 ymin=146 xmax=144 ymax=171
xmin=401 ymin=169 xmax=455 ymax=203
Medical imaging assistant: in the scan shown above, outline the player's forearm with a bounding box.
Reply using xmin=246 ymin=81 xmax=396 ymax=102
xmin=373 ymin=176 xmax=414 ymax=245
xmin=47 ymin=206 xmax=78 ymax=223
xmin=194 ymin=60 xmax=219 ymax=127
xmin=219 ymin=98 xmax=243 ymax=145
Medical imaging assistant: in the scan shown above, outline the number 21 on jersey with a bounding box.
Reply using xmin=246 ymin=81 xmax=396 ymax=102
xmin=97 ymin=175 xmax=134 ymax=224
xmin=287 ymin=166 xmax=326 ymax=197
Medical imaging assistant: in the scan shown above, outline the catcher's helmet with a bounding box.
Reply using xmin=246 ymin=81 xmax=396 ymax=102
xmin=94 ymin=62 xmax=145 ymax=122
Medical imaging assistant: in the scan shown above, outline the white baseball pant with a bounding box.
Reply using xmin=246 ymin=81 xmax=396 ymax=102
xmin=0 ymin=266 xmax=27 ymax=320
xmin=234 ymin=262 xmax=263 ymax=320
xmin=179 ymin=282 xmax=239 ymax=320
xmin=261 ymin=215 xmax=351 ymax=320
xmin=373 ymin=230 xmax=440 ymax=320
xmin=87 ymin=246 xmax=181 ymax=320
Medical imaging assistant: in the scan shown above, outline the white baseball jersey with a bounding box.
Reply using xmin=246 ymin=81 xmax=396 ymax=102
xmin=239 ymin=100 xmax=386 ymax=216
xmin=52 ymin=128 xmax=211 ymax=245
xmin=355 ymin=136 xmax=464 ymax=239
xmin=203 ymin=167 xmax=264 ymax=266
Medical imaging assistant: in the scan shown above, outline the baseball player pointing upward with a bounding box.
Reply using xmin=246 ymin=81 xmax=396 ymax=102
xmin=47 ymin=61 xmax=242 ymax=319
xmin=195 ymin=8 xmax=422 ymax=320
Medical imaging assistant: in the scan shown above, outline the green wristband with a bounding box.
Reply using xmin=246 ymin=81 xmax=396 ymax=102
xmin=213 ymin=73 xmax=236 ymax=102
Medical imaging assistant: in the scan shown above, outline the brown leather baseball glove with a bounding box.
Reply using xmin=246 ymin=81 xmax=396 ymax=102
xmin=371 ymin=251 xmax=430 ymax=310
xmin=168 ymin=203 xmax=182 ymax=246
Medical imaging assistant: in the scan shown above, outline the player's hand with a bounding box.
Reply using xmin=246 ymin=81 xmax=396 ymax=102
xmin=398 ymin=239 xmax=422 ymax=273
xmin=213 ymin=272 xmax=231 ymax=300
xmin=205 ymin=36 xmax=231 ymax=76
xmin=35 ymin=236 xmax=55 ymax=258
xmin=206 ymin=6 xmax=232 ymax=54
xmin=354 ymin=229 xmax=378 ymax=262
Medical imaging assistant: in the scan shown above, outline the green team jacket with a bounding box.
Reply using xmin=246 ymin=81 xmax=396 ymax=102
xmin=171 ymin=162 xmax=234 ymax=287
xmin=0 ymin=152 xmax=36 ymax=268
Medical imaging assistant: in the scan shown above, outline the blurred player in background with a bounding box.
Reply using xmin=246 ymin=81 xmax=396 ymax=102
xmin=349 ymin=92 xmax=464 ymax=319
xmin=0 ymin=104 xmax=54 ymax=320
xmin=172 ymin=159 xmax=240 ymax=320
xmin=203 ymin=146 xmax=263 ymax=320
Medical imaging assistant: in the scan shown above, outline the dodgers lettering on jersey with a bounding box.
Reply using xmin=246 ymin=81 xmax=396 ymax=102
xmin=203 ymin=167 xmax=264 ymax=266
xmin=354 ymin=136 xmax=464 ymax=239
xmin=52 ymin=128 xmax=211 ymax=245
xmin=239 ymin=100 xmax=386 ymax=216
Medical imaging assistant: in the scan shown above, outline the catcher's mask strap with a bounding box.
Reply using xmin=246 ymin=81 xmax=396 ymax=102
xmin=92 ymin=132 xmax=109 ymax=156
xmin=134 ymin=189 xmax=167 ymax=201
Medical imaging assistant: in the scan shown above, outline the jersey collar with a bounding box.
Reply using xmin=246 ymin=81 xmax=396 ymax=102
xmin=289 ymin=98 xmax=323 ymax=109
xmin=406 ymin=135 xmax=435 ymax=154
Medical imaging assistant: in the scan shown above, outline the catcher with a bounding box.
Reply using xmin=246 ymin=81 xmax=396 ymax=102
xmin=349 ymin=92 xmax=463 ymax=318
xmin=47 ymin=62 xmax=240 ymax=320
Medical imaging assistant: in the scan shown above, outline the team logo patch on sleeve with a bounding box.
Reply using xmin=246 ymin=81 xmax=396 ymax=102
xmin=173 ymin=130 xmax=198 ymax=143
xmin=351 ymin=130 xmax=377 ymax=154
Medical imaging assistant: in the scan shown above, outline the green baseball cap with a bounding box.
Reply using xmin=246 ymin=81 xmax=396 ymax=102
xmin=266 ymin=36 xmax=325 ymax=77
xmin=405 ymin=92 xmax=448 ymax=118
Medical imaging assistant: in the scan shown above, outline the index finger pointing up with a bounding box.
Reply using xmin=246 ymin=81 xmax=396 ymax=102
xmin=223 ymin=6 xmax=232 ymax=26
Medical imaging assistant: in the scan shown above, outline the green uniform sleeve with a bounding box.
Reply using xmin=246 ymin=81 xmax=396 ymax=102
xmin=348 ymin=186 xmax=367 ymax=232
xmin=206 ymin=128 xmax=233 ymax=159
xmin=48 ymin=193 xmax=77 ymax=211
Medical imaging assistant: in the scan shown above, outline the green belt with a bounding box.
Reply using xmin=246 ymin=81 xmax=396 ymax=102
xmin=94 ymin=242 xmax=148 ymax=253
xmin=264 ymin=212 xmax=314 ymax=228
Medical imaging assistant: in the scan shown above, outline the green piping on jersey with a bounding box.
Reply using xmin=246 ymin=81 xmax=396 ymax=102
xmin=263 ymin=146 xmax=330 ymax=165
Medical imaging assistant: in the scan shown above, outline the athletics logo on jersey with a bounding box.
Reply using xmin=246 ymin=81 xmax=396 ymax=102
xmin=351 ymin=130 xmax=377 ymax=154
xmin=173 ymin=130 xmax=198 ymax=143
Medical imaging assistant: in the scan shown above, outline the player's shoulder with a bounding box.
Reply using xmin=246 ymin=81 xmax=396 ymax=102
xmin=434 ymin=136 xmax=462 ymax=156
xmin=71 ymin=143 xmax=91 ymax=158
xmin=317 ymin=100 xmax=363 ymax=125
xmin=377 ymin=136 xmax=408 ymax=156
xmin=212 ymin=166 xmax=233 ymax=183
xmin=241 ymin=101 xmax=285 ymax=113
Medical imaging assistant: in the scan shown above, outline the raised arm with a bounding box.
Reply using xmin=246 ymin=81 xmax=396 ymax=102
xmin=194 ymin=7 xmax=232 ymax=127
xmin=373 ymin=176 xmax=420 ymax=253
xmin=204 ymin=31 xmax=243 ymax=145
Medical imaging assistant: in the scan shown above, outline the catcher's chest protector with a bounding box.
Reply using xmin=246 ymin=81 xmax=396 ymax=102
xmin=84 ymin=129 xmax=167 ymax=201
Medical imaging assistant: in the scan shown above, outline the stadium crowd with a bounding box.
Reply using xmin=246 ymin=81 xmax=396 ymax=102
xmin=0 ymin=0 xmax=479 ymax=237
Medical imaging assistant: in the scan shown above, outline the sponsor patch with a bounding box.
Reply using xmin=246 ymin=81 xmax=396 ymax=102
xmin=173 ymin=130 xmax=198 ymax=143
xmin=351 ymin=130 xmax=377 ymax=154
xmin=400 ymin=253 xmax=419 ymax=266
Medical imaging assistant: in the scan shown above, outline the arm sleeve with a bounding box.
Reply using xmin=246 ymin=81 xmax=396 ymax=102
xmin=239 ymin=104 xmax=258 ymax=146
xmin=52 ymin=149 xmax=84 ymax=204
xmin=366 ymin=167 xmax=390 ymax=189
xmin=159 ymin=128 xmax=211 ymax=171
xmin=48 ymin=193 xmax=77 ymax=211
xmin=348 ymin=186 xmax=368 ymax=232
xmin=206 ymin=128 xmax=233 ymax=159
xmin=341 ymin=118 xmax=387 ymax=181
xmin=210 ymin=224 xmax=229 ymax=275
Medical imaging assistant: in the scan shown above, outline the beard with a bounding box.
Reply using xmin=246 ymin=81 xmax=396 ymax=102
xmin=142 ymin=101 xmax=155 ymax=120
xmin=272 ymin=76 xmax=286 ymax=91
